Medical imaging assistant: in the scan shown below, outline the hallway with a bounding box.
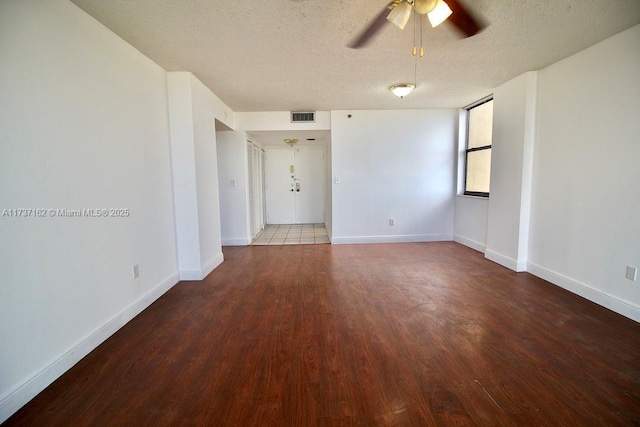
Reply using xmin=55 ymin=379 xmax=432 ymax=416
xmin=251 ymin=224 xmax=329 ymax=245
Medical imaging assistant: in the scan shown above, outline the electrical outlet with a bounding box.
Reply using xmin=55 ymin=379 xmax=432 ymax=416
xmin=389 ymin=218 xmax=395 ymax=226
xmin=132 ymin=264 xmax=140 ymax=280
xmin=626 ymin=265 xmax=638 ymax=281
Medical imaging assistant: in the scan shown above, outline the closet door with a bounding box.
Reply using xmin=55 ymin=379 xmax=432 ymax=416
xmin=247 ymin=143 xmax=266 ymax=237
xmin=251 ymin=145 xmax=264 ymax=235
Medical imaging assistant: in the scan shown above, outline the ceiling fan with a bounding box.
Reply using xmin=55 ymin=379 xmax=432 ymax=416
xmin=349 ymin=0 xmax=485 ymax=49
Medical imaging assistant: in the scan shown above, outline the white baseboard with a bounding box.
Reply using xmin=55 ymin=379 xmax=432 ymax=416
xmin=453 ymin=234 xmax=486 ymax=253
xmin=178 ymin=252 xmax=224 ymax=280
xmin=331 ymin=234 xmax=452 ymax=245
xmin=527 ymin=262 xmax=640 ymax=323
xmin=484 ymin=249 xmax=527 ymax=272
xmin=484 ymin=249 xmax=518 ymax=271
xmin=178 ymin=270 xmax=204 ymax=280
xmin=201 ymin=252 xmax=224 ymax=279
xmin=221 ymin=237 xmax=251 ymax=246
xmin=0 ymin=272 xmax=180 ymax=424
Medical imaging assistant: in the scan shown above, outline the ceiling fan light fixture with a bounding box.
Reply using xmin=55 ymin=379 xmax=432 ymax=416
xmin=386 ymin=0 xmax=412 ymax=30
xmin=389 ymin=83 xmax=415 ymax=98
xmin=427 ymin=0 xmax=453 ymax=28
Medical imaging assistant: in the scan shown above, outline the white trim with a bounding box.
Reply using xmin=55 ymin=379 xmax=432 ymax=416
xmin=179 ymin=269 xmax=205 ymax=280
xmin=0 ymin=272 xmax=179 ymax=424
xmin=456 ymin=194 xmax=489 ymax=200
xmin=331 ymin=234 xmax=452 ymax=245
xmin=527 ymin=262 xmax=640 ymax=323
xmin=178 ymin=252 xmax=224 ymax=280
xmin=517 ymin=260 xmax=527 ymax=272
xmin=453 ymin=234 xmax=486 ymax=253
xmin=202 ymin=252 xmax=224 ymax=279
xmin=221 ymin=237 xmax=251 ymax=246
xmin=463 ymin=94 xmax=494 ymax=110
xmin=485 ymin=249 xmax=517 ymax=271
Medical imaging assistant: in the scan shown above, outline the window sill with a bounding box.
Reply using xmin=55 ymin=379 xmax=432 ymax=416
xmin=457 ymin=194 xmax=489 ymax=200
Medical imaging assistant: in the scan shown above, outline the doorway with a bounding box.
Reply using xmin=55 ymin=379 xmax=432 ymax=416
xmin=265 ymin=146 xmax=325 ymax=224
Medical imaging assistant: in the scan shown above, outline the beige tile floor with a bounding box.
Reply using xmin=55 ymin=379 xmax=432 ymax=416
xmin=251 ymin=224 xmax=330 ymax=246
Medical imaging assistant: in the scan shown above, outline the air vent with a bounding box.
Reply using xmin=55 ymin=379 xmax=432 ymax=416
xmin=291 ymin=111 xmax=315 ymax=123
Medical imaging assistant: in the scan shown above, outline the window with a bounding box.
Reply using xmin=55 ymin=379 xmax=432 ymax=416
xmin=464 ymin=98 xmax=493 ymax=197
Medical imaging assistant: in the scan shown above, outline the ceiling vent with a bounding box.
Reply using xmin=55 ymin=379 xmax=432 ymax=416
xmin=291 ymin=111 xmax=315 ymax=123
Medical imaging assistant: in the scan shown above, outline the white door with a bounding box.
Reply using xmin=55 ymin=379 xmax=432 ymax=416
xmin=265 ymin=146 xmax=324 ymax=224
xmin=265 ymin=148 xmax=296 ymax=224
xmin=295 ymin=147 xmax=324 ymax=223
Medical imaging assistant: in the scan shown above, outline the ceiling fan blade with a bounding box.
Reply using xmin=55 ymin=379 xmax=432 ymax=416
xmin=445 ymin=0 xmax=485 ymax=37
xmin=348 ymin=2 xmax=395 ymax=49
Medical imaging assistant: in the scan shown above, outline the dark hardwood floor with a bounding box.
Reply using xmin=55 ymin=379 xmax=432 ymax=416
xmin=4 ymin=242 xmax=640 ymax=426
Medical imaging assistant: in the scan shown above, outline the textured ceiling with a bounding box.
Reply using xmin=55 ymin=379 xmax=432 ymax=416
xmin=246 ymin=130 xmax=330 ymax=148
xmin=71 ymin=0 xmax=640 ymax=112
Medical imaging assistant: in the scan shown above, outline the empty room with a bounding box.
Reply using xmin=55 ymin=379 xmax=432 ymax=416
xmin=1 ymin=0 xmax=639 ymax=425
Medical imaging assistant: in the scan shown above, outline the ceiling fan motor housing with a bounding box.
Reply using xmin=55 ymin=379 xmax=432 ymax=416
xmin=413 ymin=0 xmax=440 ymax=15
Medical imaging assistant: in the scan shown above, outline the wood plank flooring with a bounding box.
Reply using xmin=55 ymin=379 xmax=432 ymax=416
xmin=4 ymin=242 xmax=640 ymax=426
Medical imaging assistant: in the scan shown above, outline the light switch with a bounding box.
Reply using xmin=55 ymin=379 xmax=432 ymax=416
xmin=229 ymin=179 xmax=237 ymax=187
xmin=334 ymin=176 xmax=341 ymax=184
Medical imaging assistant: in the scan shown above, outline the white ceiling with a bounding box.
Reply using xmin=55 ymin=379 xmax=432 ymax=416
xmin=246 ymin=130 xmax=330 ymax=148
xmin=71 ymin=0 xmax=639 ymax=113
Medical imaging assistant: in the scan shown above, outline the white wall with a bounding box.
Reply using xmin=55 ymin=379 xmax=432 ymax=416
xmin=454 ymin=196 xmax=488 ymax=252
xmin=237 ymin=111 xmax=331 ymax=131
xmin=167 ymin=72 xmax=227 ymax=279
xmin=527 ymin=25 xmax=640 ymax=320
xmin=216 ymin=130 xmax=252 ymax=245
xmin=325 ymin=139 xmax=333 ymax=238
xmin=191 ymin=76 xmax=224 ymax=272
xmin=0 ymin=0 xmax=178 ymax=421
xmin=454 ymin=109 xmax=489 ymax=252
xmin=454 ymin=25 xmax=640 ymax=321
xmin=485 ymin=72 xmax=537 ymax=272
xmin=331 ymin=110 xmax=457 ymax=244
xmin=167 ymin=73 xmax=201 ymax=275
